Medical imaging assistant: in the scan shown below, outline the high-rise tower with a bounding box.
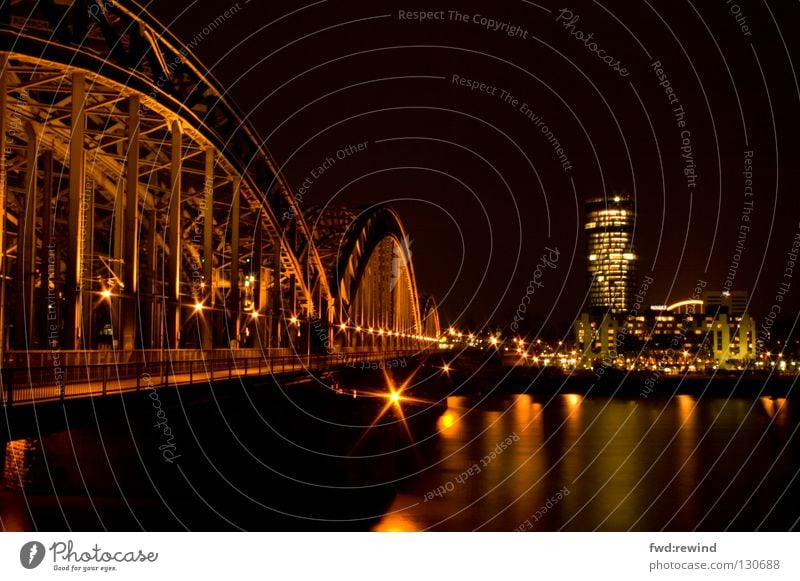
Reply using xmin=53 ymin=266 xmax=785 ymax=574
xmin=585 ymin=196 xmax=637 ymax=313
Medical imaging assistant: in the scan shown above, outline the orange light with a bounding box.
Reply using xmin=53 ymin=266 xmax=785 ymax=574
xmin=193 ymin=302 xmax=204 ymax=312
xmin=440 ymin=413 xmax=454 ymax=429
xmin=100 ymin=289 xmax=112 ymax=299
xmin=290 ymin=315 xmax=298 ymax=325
xmin=442 ymin=364 xmax=450 ymax=373
xmin=340 ymin=323 xmax=347 ymax=330
xmin=250 ymin=311 xmax=259 ymax=318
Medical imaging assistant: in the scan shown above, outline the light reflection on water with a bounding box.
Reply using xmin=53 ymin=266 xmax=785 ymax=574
xmin=373 ymin=393 xmax=799 ymax=531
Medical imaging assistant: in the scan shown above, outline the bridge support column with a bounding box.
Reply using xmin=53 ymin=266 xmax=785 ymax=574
xmin=64 ymin=72 xmax=86 ymax=349
xmin=199 ymin=148 xmax=214 ymax=350
xmin=0 ymin=58 xmax=6 ymax=359
xmin=251 ymin=218 xmax=265 ymax=347
xmin=14 ymin=122 xmax=37 ymax=349
xmin=146 ymin=207 xmax=159 ymax=348
xmin=229 ymin=179 xmax=240 ymax=347
xmin=79 ymin=179 xmax=95 ymax=348
xmin=166 ymin=120 xmax=182 ymax=348
xmin=121 ymin=95 xmax=140 ymax=350
xmin=38 ymin=150 xmax=54 ymax=349
xmin=288 ymin=274 xmax=300 ymax=352
xmin=271 ymin=242 xmax=281 ymax=349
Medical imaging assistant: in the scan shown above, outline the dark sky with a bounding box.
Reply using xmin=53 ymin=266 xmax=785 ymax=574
xmin=144 ymin=0 xmax=800 ymax=338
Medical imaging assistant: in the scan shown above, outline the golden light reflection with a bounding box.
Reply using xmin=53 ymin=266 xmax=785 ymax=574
xmin=565 ymin=393 xmax=582 ymax=408
xmin=440 ymin=412 xmax=454 ymax=428
xmin=774 ymin=398 xmax=789 ymax=428
xmin=562 ymin=393 xmax=583 ymax=435
xmin=761 ymin=397 xmax=790 ymax=428
xmin=676 ymin=394 xmax=696 ymax=427
xmin=373 ymin=511 xmax=421 ymax=532
xmin=513 ymin=394 xmax=532 ymax=424
xmin=760 ymin=396 xmax=775 ymax=417
xmin=437 ymin=410 xmax=461 ymax=437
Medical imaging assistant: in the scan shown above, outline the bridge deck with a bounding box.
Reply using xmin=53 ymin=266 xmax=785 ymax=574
xmin=0 ymin=350 xmax=414 ymax=408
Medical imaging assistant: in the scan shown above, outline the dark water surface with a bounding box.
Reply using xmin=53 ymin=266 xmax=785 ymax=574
xmin=2 ymin=382 xmax=798 ymax=531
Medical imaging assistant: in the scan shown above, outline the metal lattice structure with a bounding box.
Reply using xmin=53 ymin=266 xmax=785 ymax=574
xmin=309 ymin=204 xmax=439 ymax=350
xmin=0 ymin=0 xmax=437 ymax=361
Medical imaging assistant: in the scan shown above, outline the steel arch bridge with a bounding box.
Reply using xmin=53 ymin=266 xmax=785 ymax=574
xmin=308 ymin=204 xmax=441 ymax=351
xmin=0 ymin=0 xmax=439 ymax=365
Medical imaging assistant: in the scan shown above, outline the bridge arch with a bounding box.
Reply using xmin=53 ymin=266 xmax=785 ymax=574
xmin=420 ymin=294 xmax=441 ymax=341
xmin=309 ymin=205 xmax=438 ymax=351
xmin=0 ymin=0 xmax=332 ymax=355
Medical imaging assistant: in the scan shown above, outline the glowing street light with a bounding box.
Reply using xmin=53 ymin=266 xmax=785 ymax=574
xmin=100 ymin=289 xmax=112 ymax=299
xmin=194 ymin=302 xmax=204 ymax=313
xmin=290 ymin=315 xmax=298 ymax=325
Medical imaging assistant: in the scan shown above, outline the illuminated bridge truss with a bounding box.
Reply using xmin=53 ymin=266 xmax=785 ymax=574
xmin=309 ymin=205 xmax=440 ymax=350
xmin=0 ymin=0 xmax=437 ymax=358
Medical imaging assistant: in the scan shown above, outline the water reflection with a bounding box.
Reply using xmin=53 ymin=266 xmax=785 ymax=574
xmin=3 ymin=387 xmax=798 ymax=531
xmin=373 ymin=393 xmax=800 ymax=531
xmin=373 ymin=505 xmax=422 ymax=532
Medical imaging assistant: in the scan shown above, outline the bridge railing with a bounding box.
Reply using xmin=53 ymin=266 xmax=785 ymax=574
xmin=0 ymin=350 xmax=417 ymax=408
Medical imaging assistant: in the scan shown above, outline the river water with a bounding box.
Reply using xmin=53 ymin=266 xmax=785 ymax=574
xmin=1 ymin=383 xmax=798 ymax=531
xmin=373 ymin=393 xmax=799 ymax=531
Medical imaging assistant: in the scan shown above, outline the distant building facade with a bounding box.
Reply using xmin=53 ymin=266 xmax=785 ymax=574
xmin=575 ymin=291 xmax=757 ymax=371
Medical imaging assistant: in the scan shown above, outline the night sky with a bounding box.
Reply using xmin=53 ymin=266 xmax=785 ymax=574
xmin=145 ymin=0 xmax=800 ymax=338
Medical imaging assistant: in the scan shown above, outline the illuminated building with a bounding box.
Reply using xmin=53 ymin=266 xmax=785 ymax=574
xmin=647 ymin=291 xmax=756 ymax=369
xmin=585 ymin=196 xmax=637 ymax=313
xmin=702 ymin=290 xmax=748 ymax=317
xmin=576 ymin=291 xmax=757 ymax=371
